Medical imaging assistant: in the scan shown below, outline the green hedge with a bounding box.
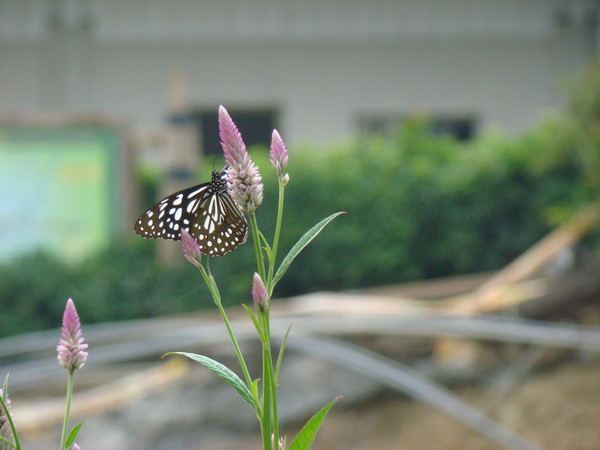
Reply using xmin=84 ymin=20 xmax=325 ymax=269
xmin=0 ymin=117 xmax=594 ymax=338
xmin=2 ymin=60 xmax=599 ymax=338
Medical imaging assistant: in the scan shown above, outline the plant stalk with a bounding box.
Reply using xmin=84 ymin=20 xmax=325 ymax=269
xmin=200 ymin=264 xmax=253 ymax=389
xmin=60 ymin=370 xmax=74 ymax=450
xmin=249 ymin=213 xmax=267 ymax=283
xmin=264 ymin=310 xmax=279 ymax=448
xmin=267 ymin=178 xmax=285 ymax=290
xmin=261 ymin=326 xmax=272 ymax=450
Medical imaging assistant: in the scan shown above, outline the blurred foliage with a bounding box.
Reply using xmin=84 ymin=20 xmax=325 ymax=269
xmin=566 ymin=56 xmax=600 ymax=195
xmin=0 ymin=243 xmax=206 ymax=337
xmin=1 ymin=58 xmax=599 ymax=338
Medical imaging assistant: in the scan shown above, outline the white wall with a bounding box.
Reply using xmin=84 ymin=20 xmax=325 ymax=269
xmin=0 ymin=0 xmax=595 ymax=144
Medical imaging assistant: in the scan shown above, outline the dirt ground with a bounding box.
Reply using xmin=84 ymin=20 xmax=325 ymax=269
xmin=309 ymin=360 xmax=600 ymax=450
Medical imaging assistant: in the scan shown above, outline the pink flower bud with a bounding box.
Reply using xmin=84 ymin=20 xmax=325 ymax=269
xmin=251 ymin=273 xmax=268 ymax=312
xmin=57 ymin=299 xmax=88 ymax=372
xmin=270 ymin=129 xmax=288 ymax=178
xmin=181 ymin=229 xmax=202 ymax=268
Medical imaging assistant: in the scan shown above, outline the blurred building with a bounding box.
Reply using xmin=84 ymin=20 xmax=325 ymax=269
xmin=0 ymin=0 xmax=598 ymax=260
xmin=0 ymin=0 xmax=598 ymax=146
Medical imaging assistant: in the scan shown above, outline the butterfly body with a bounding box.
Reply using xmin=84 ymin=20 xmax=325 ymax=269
xmin=134 ymin=170 xmax=248 ymax=256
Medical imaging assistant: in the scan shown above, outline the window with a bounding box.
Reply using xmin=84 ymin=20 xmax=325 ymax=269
xmin=193 ymin=108 xmax=278 ymax=156
xmin=429 ymin=117 xmax=475 ymax=141
xmin=357 ymin=113 xmax=476 ymax=141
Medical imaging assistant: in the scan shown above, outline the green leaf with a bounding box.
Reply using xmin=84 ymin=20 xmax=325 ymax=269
xmin=65 ymin=422 xmax=85 ymax=448
xmin=289 ymin=396 xmax=341 ymax=450
xmin=165 ymin=352 xmax=254 ymax=408
xmin=273 ymin=212 xmax=345 ymax=287
xmin=242 ymin=303 xmax=266 ymax=341
xmin=258 ymin=230 xmax=273 ymax=259
xmin=0 ymin=388 xmax=19 ymax=450
xmin=251 ymin=378 xmax=261 ymax=405
xmin=264 ymin=245 xmax=274 ymax=265
xmin=0 ymin=436 xmax=15 ymax=449
xmin=258 ymin=230 xmax=272 ymax=255
xmin=275 ymin=324 xmax=292 ymax=383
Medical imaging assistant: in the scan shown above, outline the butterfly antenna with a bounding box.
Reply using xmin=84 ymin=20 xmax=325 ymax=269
xmin=211 ymin=154 xmax=228 ymax=172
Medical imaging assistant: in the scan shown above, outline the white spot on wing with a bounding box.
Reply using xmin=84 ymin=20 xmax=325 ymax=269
xmin=188 ymin=186 xmax=207 ymax=198
xmin=187 ymin=199 xmax=198 ymax=213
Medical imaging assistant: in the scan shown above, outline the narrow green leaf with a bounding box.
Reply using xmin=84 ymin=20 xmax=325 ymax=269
xmin=275 ymin=324 xmax=292 ymax=383
xmin=258 ymin=230 xmax=272 ymax=254
xmin=258 ymin=230 xmax=271 ymax=250
xmin=65 ymin=422 xmax=85 ymax=448
xmin=0 ymin=391 xmax=19 ymax=450
xmin=166 ymin=352 xmax=254 ymax=408
xmin=289 ymin=396 xmax=341 ymax=450
xmin=263 ymin=245 xmax=274 ymax=264
xmin=273 ymin=212 xmax=345 ymax=287
xmin=0 ymin=436 xmax=15 ymax=449
xmin=251 ymin=378 xmax=261 ymax=405
xmin=242 ymin=303 xmax=266 ymax=341
xmin=250 ymin=379 xmax=264 ymax=421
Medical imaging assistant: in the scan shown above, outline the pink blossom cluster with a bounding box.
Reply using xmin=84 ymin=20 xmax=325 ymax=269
xmin=219 ymin=106 xmax=264 ymax=214
xmin=57 ymin=298 xmax=88 ymax=372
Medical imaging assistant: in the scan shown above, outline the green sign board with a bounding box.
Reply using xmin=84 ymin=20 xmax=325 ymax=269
xmin=0 ymin=126 xmax=120 ymax=261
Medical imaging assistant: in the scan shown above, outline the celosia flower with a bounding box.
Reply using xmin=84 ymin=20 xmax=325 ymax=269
xmin=219 ymin=105 xmax=264 ymax=213
xmin=181 ymin=229 xmax=202 ymax=268
xmin=0 ymin=389 xmax=14 ymax=450
xmin=57 ymin=299 xmax=88 ymax=372
xmin=252 ymin=273 xmax=268 ymax=312
xmin=270 ymin=129 xmax=288 ymax=179
xmin=72 ymin=443 xmax=81 ymax=450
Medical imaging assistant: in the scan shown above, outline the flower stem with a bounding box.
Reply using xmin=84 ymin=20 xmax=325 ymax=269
xmin=249 ymin=213 xmax=266 ymax=283
xmin=259 ymin=309 xmax=280 ymax=450
xmin=261 ymin=340 xmax=271 ymax=450
xmin=60 ymin=370 xmax=74 ymax=450
xmin=267 ymin=177 xmax=285 ymax=291
xmin=200 ymin=263 xmax=253 ymax=389
xmin=264 ymin=310 xmax=279 ymax=448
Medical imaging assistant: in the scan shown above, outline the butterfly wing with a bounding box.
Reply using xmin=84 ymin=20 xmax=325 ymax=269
xmin=134 ymin=174 xmax=247 ymax=256
xmin=190 ymin=188 xmax=248 ymax=256
xmin=134 ymin=182 xmax=212 ymax=240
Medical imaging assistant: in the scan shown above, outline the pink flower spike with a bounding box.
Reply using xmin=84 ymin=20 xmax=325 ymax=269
xmin=219 ymin=106 xmax=264 ymax=213
xmin=0 ymin=388 xmax=14 ymax=448
xmin=252 ymin=273 xmax=268 ymax=312
xmin=219 ymin=105 xmax=247 ymax=172
xmin=270 ymin=129 xmax=288 ymax=178
xmin=72 ymin=444 xmax=81 ymax=450
xmin=57 ymin=299 xmax=88 ymax=372
xmin=181 ymin=229 xmax=202 ymax=268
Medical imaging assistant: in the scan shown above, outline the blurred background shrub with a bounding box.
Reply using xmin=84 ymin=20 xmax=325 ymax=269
xmin=2 ymin=59 xmax=599 ymax=338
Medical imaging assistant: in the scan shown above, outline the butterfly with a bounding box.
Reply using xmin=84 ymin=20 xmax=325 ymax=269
xmin=134 ymin=169 xmax=248 ymax=256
